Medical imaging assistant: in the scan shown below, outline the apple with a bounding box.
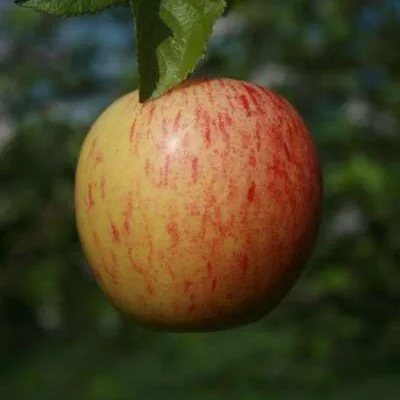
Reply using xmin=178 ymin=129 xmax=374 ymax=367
xmin=75 ymin=78 xmax=322 ymax=331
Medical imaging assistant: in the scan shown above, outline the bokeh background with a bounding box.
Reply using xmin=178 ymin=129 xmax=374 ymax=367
xmin=1 ymin=0 xmax=399 ymax=398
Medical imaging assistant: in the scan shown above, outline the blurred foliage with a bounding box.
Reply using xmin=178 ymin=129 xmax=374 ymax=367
xmin=0 ymin=0 xmax=399 ymax=399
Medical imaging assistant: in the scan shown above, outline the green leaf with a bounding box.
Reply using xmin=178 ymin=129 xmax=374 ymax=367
xmin=15 ymin=0 xmax=129 ymax=16
xmin=134 ymin=0 xmax=227 ymax=102
xmin=224 ymin=0 xmax=243 ymax=15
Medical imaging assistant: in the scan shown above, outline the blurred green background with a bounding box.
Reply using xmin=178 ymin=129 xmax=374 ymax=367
xmin=1 ymin=0 xmax=399 ymax=399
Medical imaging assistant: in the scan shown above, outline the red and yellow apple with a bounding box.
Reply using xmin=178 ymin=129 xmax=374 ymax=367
xmin=75 ymin=78 xmax=322 ymax=331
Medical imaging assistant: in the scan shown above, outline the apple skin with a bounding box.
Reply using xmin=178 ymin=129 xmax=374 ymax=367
xmin=75 ymin=78 xmax=322 ymax=332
